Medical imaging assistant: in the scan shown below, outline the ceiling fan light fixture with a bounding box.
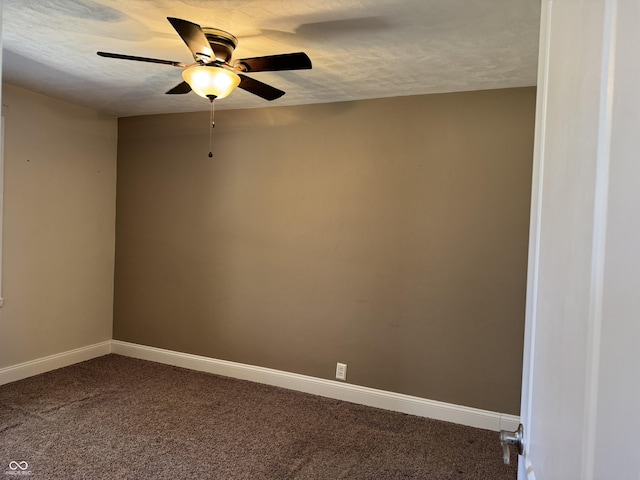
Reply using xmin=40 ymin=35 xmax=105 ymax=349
xmin=182 ymin=66 xmax=240 ymax=99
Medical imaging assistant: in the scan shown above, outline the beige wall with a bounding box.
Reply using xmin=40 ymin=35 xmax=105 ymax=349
xmin=0 ymin=84 xmax=117 ymax=367
xmin=114 ymin=87 xmax=535 ymax=414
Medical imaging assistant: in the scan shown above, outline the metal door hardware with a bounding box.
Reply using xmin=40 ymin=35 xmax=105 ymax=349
xmin=499 ymin=424 xmax=524 ymax=465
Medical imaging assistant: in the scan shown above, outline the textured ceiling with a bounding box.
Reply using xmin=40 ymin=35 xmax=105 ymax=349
xmin=2 ymin=0 xmax=540 ymax=117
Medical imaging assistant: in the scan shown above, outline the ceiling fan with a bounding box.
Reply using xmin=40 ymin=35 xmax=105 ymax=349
xmin=97 ymin=17 xmax=312 ymax=102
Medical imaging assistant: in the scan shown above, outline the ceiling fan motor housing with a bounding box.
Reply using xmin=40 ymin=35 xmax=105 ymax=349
xmin=202 ymin=27 xmax=238 ymax=63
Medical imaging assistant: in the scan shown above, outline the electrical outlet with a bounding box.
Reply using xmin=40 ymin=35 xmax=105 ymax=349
xmin=336 ymin=362 xmax=347 ymax=381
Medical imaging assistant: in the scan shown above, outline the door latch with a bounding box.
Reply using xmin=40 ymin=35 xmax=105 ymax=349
xmin=499 ymin=423 xmax=524 ymax=465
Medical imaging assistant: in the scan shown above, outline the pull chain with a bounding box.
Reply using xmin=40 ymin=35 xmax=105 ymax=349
xmin=208 ymin=97 xmax=215 ymax=158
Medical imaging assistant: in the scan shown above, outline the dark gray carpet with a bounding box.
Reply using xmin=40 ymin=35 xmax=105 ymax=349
xmin=0 ymin=355 xmax=517 ymax=479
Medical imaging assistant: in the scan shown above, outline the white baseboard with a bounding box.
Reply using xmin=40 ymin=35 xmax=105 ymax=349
xmin=0 ymin=341 xmax=112 ymax=386
xmin=0 ymin=340 xmax=520 ymax=432
xmin=111 ymin=340 xmax=520 ymax=432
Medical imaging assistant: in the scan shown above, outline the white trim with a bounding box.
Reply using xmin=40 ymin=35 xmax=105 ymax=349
xmin=0 ymin=3 xmax=3 ymax=307
xmin=0 ymin=115 xmax=5 ymax=308
xmin=0 ymin=341 xmax=112 ymax=385
xmin=519 ymin=2 xmax=552 ymax=479
xmin=582 ymin=2 xmax=617 ymax=478
xmin=0 ymin=339 xmax=520 ymax=432
xmin=112 ymin=340 xmax=520 ymax=432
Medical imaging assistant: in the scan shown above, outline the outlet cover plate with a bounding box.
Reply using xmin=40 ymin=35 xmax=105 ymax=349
xmin=336 ymin=362 xmax=347 ymax=381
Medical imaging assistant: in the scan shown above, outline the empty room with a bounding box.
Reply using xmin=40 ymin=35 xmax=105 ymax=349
xmin=1 ymin=1 xmax=639 ymax=479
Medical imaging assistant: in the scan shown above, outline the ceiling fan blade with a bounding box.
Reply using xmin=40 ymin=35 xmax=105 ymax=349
xmin=238 ymin=74 xmax=285 ymax=101
xmin=97 ymin=51 xmax=186 ymax=67
xmin=235 ymin=52 xmax=312 ymax=72
xmin=166 ymin=81 xmax=192 ymax=95
xmin=167 ymin=17 xmax=214 ymax=63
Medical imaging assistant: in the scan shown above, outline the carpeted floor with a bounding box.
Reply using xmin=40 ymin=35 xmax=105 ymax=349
xmin=0 ymin=355 xmax=517 ymax=479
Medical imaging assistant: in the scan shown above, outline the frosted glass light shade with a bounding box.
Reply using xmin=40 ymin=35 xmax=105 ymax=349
xmin=182 ymin=66 xmax=240 ymax=99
